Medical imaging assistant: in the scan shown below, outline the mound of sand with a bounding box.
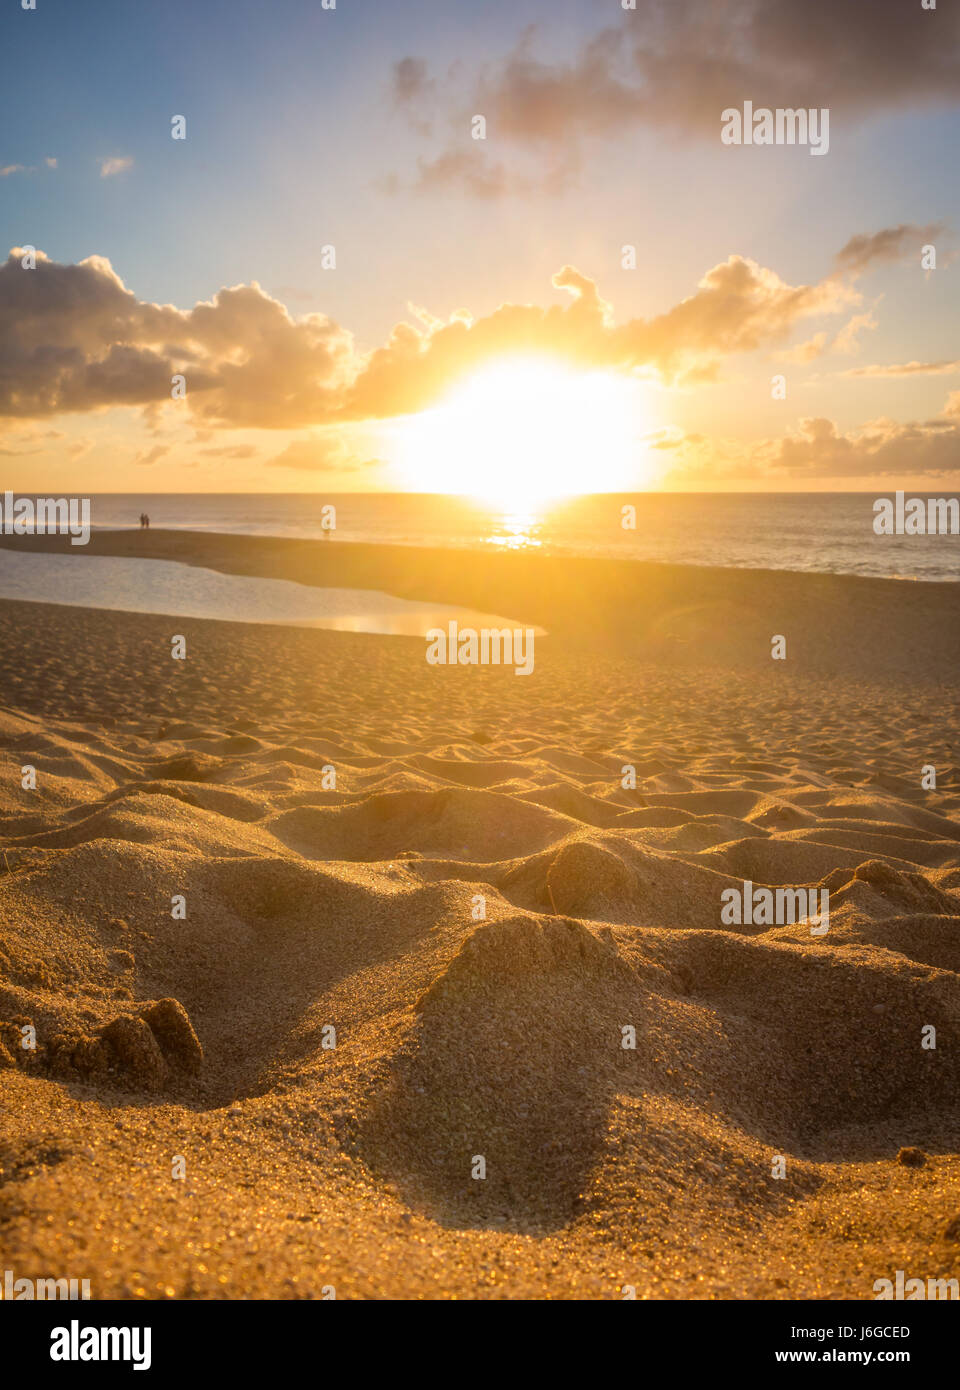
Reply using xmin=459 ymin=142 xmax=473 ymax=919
xmin=0 ymin=587 xmax=958 ymax=1299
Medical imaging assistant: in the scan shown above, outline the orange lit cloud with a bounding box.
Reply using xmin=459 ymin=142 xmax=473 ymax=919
xmin=343 ymin=256 xmax=856 ymax=417
xmin=0 ymin=227 xmax=943 ymax=494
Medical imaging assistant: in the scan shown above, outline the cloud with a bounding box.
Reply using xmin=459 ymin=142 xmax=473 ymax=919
xmin=99 ymin=156 xmax=134 ymax=178
xmin=134 ymin=444 xmax=169 ymax=466
xmin=200 ymin=444 xmax=260 ymax=460
xmin=834 ymin=224 xmax=944 ymax=274
xmin=778 ymin=309 xmax=881 ymax=368
xmin=843 ymin=359 xmax=960 ymax=379
xmin=769 ymin=410 xmax=960 ymax=478
xmin=0 ymin=228 xmax=921 ymax=435
xmin=393 ymin=4 xmax=960 ymax=193
xmin=1 ymin=158 xmax=59 ymax=178
xmin=831 ymin=312 xmax=878 ymax=356
xmin=395 ymin=31 xmax=613 ymax=196
xmin=777 ymin=332 xmax=829 ymax=365
xmin=663 ymin=395 xmax=960 ymax=484
xmin=3 ymin=232 xmax=957 ymax=484
xmin=414 ymin=149 xmax=527 ymax=199
xmin=0 ymin=247 xmax=354 ymax=427
xmin=0 ymin=158 xmax=58 ymax=177
xmin=392 ymin=56 xmax=439 ymax=138
xmin=626 ymin=0 xmax=960 ymax=128
xmin=344 ymin=254 xmax=857 ymax=418
xmin=475 ymin=29 xmax=644 ymax=144
xmin=393 ymin=56 xmax=433 ymax=105
xmin=410 ymin=145 xmax=578 ymax=198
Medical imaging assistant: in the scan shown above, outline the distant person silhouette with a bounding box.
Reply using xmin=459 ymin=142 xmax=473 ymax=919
xmin=138 ymin=512 xmax=145 ymax=529
xmin=144 ymin=514 xmax=150 ymax=529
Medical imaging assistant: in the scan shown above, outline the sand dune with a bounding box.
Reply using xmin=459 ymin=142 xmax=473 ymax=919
xmin=0 ymin=577 xmax=958 ymax=1299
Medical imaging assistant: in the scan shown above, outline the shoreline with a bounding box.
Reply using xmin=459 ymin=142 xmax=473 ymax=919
xmin=1 ymin=528 xmax=958 ymax=677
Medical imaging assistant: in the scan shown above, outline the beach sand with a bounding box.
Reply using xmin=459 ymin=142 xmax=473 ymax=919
xmin=0 ymin=535 xmax=958 ymax=1299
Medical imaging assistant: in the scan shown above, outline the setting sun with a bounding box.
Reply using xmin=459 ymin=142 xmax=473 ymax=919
xmin=392 ymin=359 xmax=654 ymax=504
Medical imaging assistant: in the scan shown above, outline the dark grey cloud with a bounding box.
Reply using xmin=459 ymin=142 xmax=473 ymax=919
xmin=834 ymin=223 xmax=945 ymax=274
xmin=395 ymin=2 xmax=960 ymax=194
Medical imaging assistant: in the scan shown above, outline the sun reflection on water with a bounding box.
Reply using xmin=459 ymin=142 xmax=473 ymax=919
xmin=483 ymin=509 xmax=545 ymax=551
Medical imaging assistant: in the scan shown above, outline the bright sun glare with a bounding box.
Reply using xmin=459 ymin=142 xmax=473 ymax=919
xmin=393 ymin=358 xmax=653 ymax=505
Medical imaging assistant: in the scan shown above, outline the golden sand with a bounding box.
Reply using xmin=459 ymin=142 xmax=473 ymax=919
xmin=0 ymin=541 xmax=958 ymax=1300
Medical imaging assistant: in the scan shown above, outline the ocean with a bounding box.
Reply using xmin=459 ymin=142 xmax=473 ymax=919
xmin=73 ymin=492 xmax=960 ymax=582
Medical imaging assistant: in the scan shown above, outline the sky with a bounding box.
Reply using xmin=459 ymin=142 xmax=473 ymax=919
xmin=1 ymin=0 xmax=959 ymax=496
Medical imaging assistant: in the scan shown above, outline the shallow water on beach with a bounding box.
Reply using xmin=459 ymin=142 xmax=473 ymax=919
xmin=0 ymin=550 xmax=535 ymax=636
